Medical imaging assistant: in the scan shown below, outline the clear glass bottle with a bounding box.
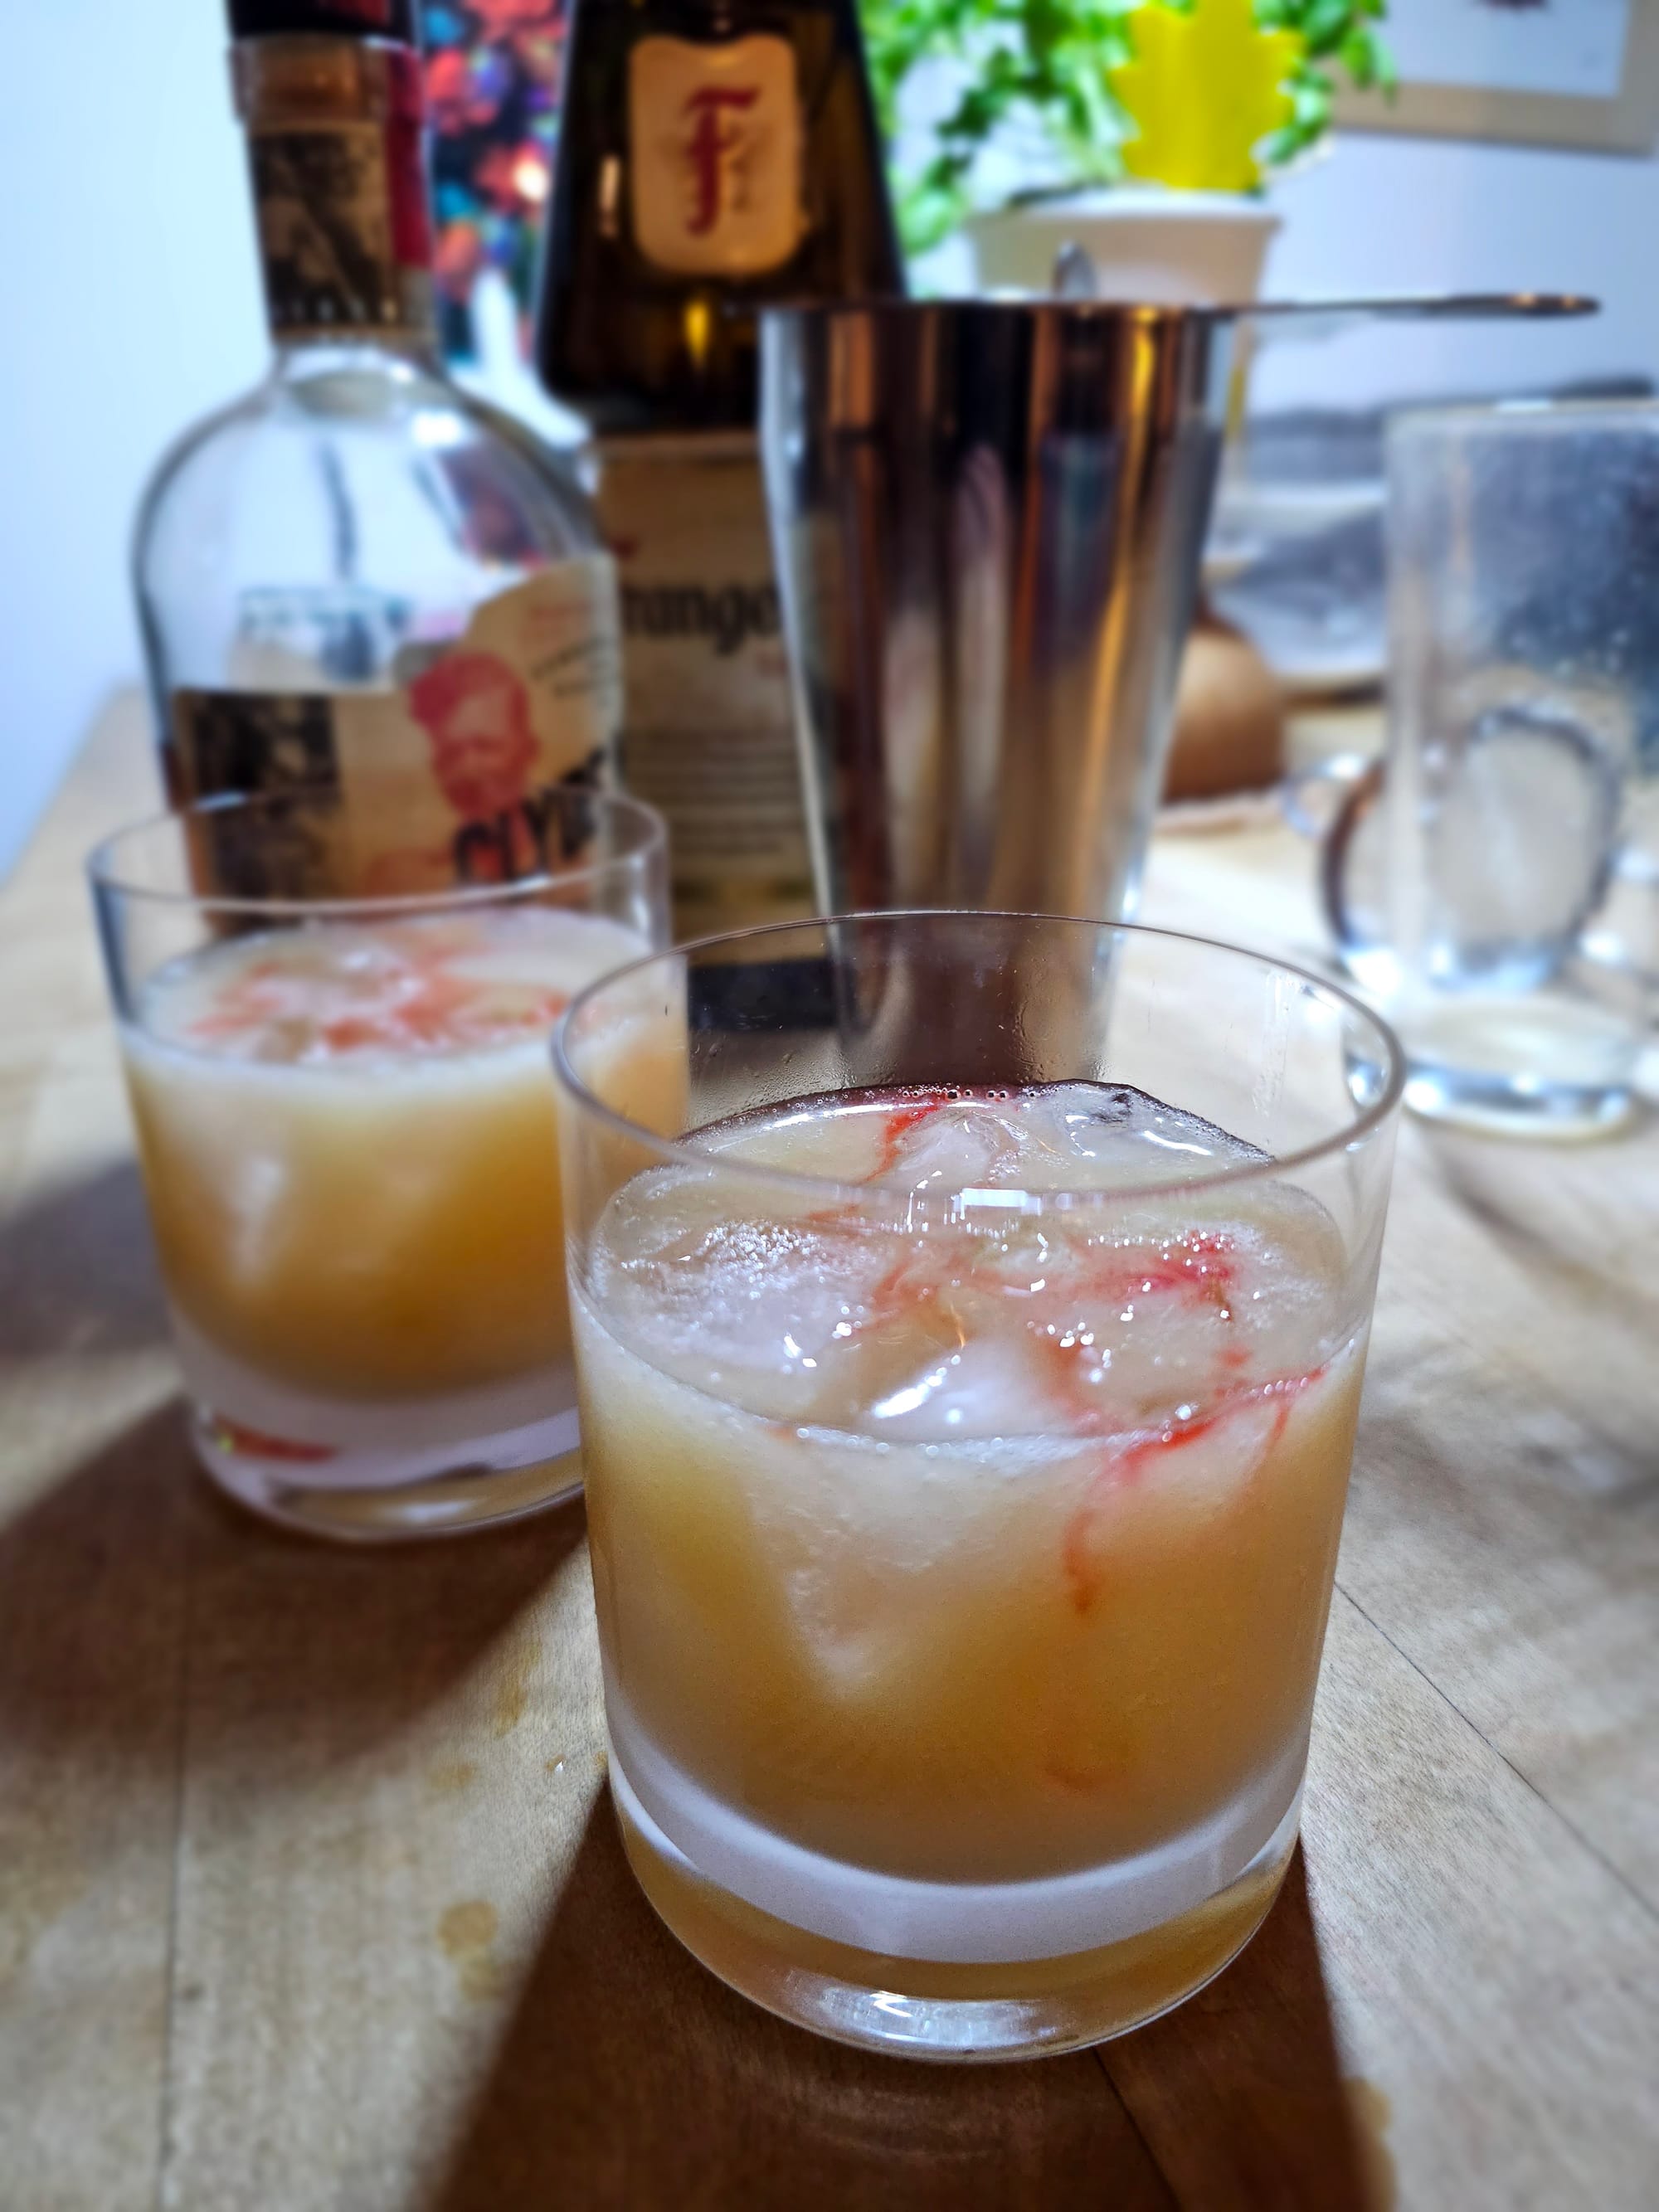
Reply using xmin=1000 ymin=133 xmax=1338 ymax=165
xmin=134 ymin=0 xmax=622 ymax=897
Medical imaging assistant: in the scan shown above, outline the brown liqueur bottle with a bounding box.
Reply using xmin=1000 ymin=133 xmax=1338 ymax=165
xmin=134 ymin=0 xmax=622 ymax=898
xmin=535 ymin=0 xmax=902 ymax=936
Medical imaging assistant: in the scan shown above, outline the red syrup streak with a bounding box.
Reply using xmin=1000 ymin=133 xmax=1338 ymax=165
xmin=798 ymin=1089 xmax=958 ymax=1233
xmin=1044 ymin=1370 xmax=1319 ymax=1792
xmin=186 ymin=933 xmax=567 ymax=1055
xmin=209 ymin=1415 xmax=338 ymax=1464
xmin=1063 ymin=1238 xmax=1238 ymax=1320
xmin=776 ymin=1095 xmax=1306 ymax=1607
xmin=868 ymin=1090 xmax=958 ymax=1180
xmin=1058 ymin=1369 xmax=1321 ymax=1618
xmin=1024 ymin=1232 xmax=1241 ymax=1437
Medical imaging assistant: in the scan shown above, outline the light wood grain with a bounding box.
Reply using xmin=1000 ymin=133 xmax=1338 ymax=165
xmin=1305 ymin=1593 xmax=1659 ymax=2212
xmin=1144 ymin=804 xmax=1659 ymax=1919
xmin=1 ymin=695 xmax=1656 ymax=2210
xmin=0 ymin=704 xmax=180 ymax=2212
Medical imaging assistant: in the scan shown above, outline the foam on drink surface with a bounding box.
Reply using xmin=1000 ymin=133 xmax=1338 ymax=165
xmin=125 ymin=906 xmax=650 ymax=1407
xmin=139 ymin=906 xmax=644 ymax=1072
xmin=587 ymin=1082 xmax=1350 ymax=1444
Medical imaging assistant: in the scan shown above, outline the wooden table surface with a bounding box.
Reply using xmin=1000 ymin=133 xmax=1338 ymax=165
xmin=3 ymin=698 xmax=1657 ymax=2212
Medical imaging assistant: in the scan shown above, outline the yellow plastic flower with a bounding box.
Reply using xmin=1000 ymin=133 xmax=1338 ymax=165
xmin=1108 ymin=0 xmax=1306 ymax=192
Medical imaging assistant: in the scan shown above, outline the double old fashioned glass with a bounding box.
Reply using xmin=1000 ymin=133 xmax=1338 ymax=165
xmin=556 ymin=912 xmax=1402 ymax=2059
xmin=90 ymin=784 xmax=666 ymax=1541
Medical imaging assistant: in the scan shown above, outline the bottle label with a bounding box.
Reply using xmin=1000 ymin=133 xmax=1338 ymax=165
xmin=596 ymin=437 xmax=814 ymax=937
xmin=250 ymin=116 xmax=432 ymax=338
xmin=168 ymin=558 xmax=624 ymax=897
xmin=628 ymin=36 xmax=803 ymax=278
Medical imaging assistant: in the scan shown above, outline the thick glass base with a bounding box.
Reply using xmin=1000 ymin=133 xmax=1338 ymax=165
xmin=1399 ymin=995 xmax=1640 ymax=1139
xmin=194 ymin=1400 xmax=583 ymax=1540
xmin=178 ymin=1320 xmax=585 ymax=1540
xmin=193 ymin=1398 xmax=582 ymax=1540
xmin=611 ymin=1767 xmax=1299 ymax=2063
xmin=1404 ymin=1063 xmax=1636 ymax=1137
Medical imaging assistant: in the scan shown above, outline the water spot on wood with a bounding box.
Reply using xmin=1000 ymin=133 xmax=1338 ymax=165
xmin=491 ymin=1634 xmax=539 ymax=1738
xmin=439 ymin=1900 xmax=498 ymax=1957
xmin=439 ymin=1899 xmax=508 ymax=2003
xmin=459 ymin=1952 xmax=509 ymax=2002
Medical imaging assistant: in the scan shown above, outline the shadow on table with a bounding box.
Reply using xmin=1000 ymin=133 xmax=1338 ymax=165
xmin=431 ymin=1807 xmax=1381 ymax=2212
xmin=1097 ymin=1846 xmax=1389 ymax=2209
xmin=0 ymin=1157 xmax=168 ymax=1358
xmin=0 ymin=1155 xmax=188 ymax=1778
xmin=0 ymin=1400 xmax=586 ymax=1777
xmin=0 ymin=1135 xmax=586 ymax=1765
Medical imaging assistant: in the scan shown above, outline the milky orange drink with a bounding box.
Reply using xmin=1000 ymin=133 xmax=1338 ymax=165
xmin=123 ymin=906 xmax=655 ymax=1510
xmin=572 ymin=1082 xmax=1371 ymax=2047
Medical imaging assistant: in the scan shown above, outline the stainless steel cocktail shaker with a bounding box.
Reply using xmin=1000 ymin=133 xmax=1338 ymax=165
xmin=759 ymin=294 xmax=1592 ymax=925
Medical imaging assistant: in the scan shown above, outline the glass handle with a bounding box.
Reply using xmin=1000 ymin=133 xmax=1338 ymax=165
xmin=1280 ymin=755 xmax=1386 ymax=957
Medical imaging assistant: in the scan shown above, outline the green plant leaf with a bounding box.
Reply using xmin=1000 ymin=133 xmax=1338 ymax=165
xmin=860 ymin=0 xmax=1390 ymax=235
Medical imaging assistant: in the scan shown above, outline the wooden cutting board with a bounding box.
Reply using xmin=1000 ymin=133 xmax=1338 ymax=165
xmin=1 ymin=696 xmax=1654 ymax=2210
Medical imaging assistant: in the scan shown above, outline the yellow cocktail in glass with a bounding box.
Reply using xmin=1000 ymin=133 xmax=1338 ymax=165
xmin=557 ymin=916 xmax=1402 ymax=2055
xmin=91 ymin=787 xmax=667 ymax=1538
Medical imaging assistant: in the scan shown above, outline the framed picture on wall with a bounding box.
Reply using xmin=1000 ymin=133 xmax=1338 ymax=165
xmin=1335 ymin=0 xmax=1659 ymax=154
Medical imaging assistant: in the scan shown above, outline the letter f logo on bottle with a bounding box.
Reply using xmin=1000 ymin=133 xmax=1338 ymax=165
xmin=681 ymin=85 xmax=760 ymax=236
xmin=630 ymin=34 xmax=802 ymax=275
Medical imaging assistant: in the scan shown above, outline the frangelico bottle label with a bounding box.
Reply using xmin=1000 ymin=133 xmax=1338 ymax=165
xmin=596 ymin=435 xmax=813 ymax=936
xmin=167 ymin=558 xmax=624 ymax=897
xmin=628 ymin=35 xmax=803 ymax=277
xmin=538 ymin=0 xmax=898 ymax=928
xmin=538 ymin=0 xmax=902 ymax=432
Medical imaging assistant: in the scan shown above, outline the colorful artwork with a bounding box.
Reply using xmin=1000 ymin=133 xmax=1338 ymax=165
xmin=1334 ymin=0 xmax=1659 ymax=154
xmin=421 ymin=1 xmax=566 ymax=359
xmin=1384 ymin=0 xmax=1632 ymax=100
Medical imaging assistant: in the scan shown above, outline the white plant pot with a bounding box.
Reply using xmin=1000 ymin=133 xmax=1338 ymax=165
xmin=965 ymin=187 xmax=1281 ymax=306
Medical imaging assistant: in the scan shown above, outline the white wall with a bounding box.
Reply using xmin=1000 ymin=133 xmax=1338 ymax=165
xmin=4 ymin=7 xmax=1659 ymax=873
xmin=1253 ymin=128 xmax=1659 ymax=411
xmin=0 ymin=0 xmax=261 ymax=878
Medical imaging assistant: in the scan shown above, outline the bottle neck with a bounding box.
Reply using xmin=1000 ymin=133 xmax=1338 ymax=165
xmin=233 ymin=33 xmax=438 ymax=356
